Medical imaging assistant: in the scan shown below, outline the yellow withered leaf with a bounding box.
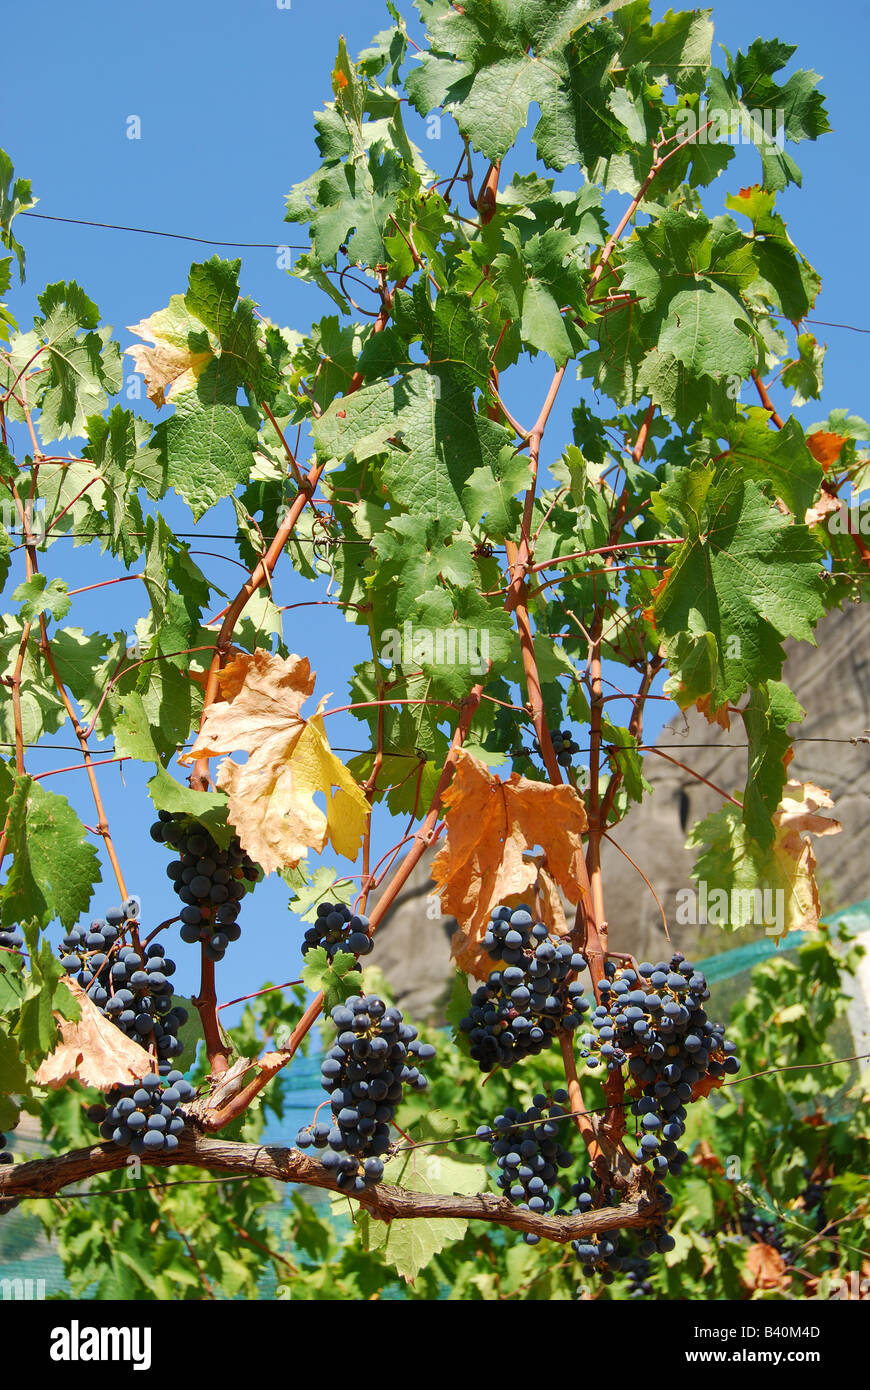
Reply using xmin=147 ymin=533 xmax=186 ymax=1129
xmin=766 ymin=780 xmax=842 ymax=941
xmin=430 ymin=750 xmax=588 ymax=972
xmin=125 ymin=296 xmax=214 ymax=406
xmin=180 ymin=650 xmax=369 ymax=874
xmin=34 ymin=980 xmax=152 ymax=1091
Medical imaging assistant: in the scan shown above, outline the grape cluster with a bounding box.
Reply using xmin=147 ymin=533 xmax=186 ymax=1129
xmin=59 ymin=910 xmax=187 ymax=1070
xmin=550 ymin=728 xmax=580 ymax=767
xmin=301 ymin=902 xmax=373 ymax=963
xmin=150 ymin=812 xmax=259 ymax=961
xmin=531 ymin=727 xmax=580 ymax=767
xmin=89 ymin=1070 xmax=196 ymax=1155
xmin=459 ymin=905 xmax=590 ymax=1071
xmin=624 ymin=1256 xmax=655 ymax=1299
xmin=739 ymin=1204 xmax=786 ymax=1252
xmin=476 ymin=1093 xmax=574 ymax=1246
xmin=568 ymin=1177 xmax=625 ymax=1281
xmin=0 ymin=926 xmax=23 ymax=951
xmin=296 ymin=995 xmax=435 ymax=1192
xmin=571 ymin=1178 xmax=675 ymax=1283
xmin=579 ymin=951 xmax=740 ymax=1176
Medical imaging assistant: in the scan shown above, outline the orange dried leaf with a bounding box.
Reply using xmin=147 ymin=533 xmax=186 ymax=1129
xmin=806 ymin=431 xmax=846 ymax=472
xmin=694 ymin=693 xmax=732 ymax=731
xmin=180 ymin=649 xmax=369 ymax=874
xmin=431 ymin=751 xmax=588 ymax=969
xmin=34 ymin=980 xmax=152 ymax=1091
xmin=692 ymin=1139 xmax=724 ymax=1174
xmin=744 ymin=1242 xmax=790 ymax=1291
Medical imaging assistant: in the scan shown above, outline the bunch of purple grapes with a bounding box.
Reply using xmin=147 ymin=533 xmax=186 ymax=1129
xmin=150 ymin=812 xmax=259 ymax=961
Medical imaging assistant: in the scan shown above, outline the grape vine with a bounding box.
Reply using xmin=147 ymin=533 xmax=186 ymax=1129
xmin=0 ymin=0 xmax=864 ymax=1309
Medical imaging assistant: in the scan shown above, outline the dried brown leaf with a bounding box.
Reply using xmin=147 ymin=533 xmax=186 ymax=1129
xmin=431 ymin=751 xmax=587 ymax=971
xmin=804 ymin=490 xmax=841 ymax=527
xmin=34 ymin=980 xmax=152 ymax=1091
xmin=764 ymin=781 xmax=842 ymax=940
xmin=806 ymin=431 xmax=846 ymax=472
xmin=744 ymin=1241 xmax=790 ymax=1291
xmin=180 ymin=649 xmax=369 ymax=874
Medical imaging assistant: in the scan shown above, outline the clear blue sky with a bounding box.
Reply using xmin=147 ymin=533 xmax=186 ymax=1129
xmin=3 ymin=1 xmax=867 ymax=1025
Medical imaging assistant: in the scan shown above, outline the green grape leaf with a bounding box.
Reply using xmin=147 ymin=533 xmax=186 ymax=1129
xmin=85 ymin=405 xmax=162 ymax=563
xmin=16 ymin=923 xmax=80 ymax=1061
xmin=372 ymin=516 xmax=478 ymax=622
xmin=741 ymin=680 xmax=805 ymax=847
xmin=461 ymin=452 xmax=528 ymax=540
xmin=621 ymin=209 xmax=759 ymax=381
xmin=725 ymin=185 xmax=820 ymax=321
xmin=406 ymin=585 xmax=514 ymax=698
xmin=314 ymin=367 xmax=514 ymax=529
xmin=147 ymin=765 xmax=234 ymax=849
xmin=111 ymin=689 xmax=164 ymax=764
xmin=599 ymin=714 xmax=650 ymax=805
xmin=407 ymin=1 xmax=635 ymax=170
xmin=0 ymin=1029 xmax=27 ymax=1094
xmin=635 ymin=348 xmax=736 ymax=428
xmin=706 ymin=38 xmax=830 ymax=191
xmin=721 ymin=408 xmax=822 ymax=517
xmin=284 ymin=864 xmax=356 ymax=922
xmin=358 ymin=1109 xmax=487 ymax=1281
xmin=616 ymin=4 xmax=714 ymax=94
xmin=27 ymin=282 xmax=122 ymax=441
xmin=285 ymin=38 xmax=417 ymax=270
xmin=781 ymin=334 xmax=826 ymax=408
xmin=129 ymin=260 xmax=270 ymax=519
xmin=0 ymin=622 xmax=65 ymax=746
xmin=300 ymin=945 xmax=360 ymax=1013
xmin=651 ymin=464 xmax=825 ymax=703
xmin=50 ymin=628 xmax=120 ymax=742
xmin=0 ymin=774 xmax=102 ymax=930
xmin=0 ymin=147 xmax=37 ymax=280
xmin=12 ymin=573 xmax=71 ymax=623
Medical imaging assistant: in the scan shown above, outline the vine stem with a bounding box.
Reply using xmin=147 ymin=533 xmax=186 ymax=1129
xmin=193 ymin=954 xmax=231 ymax=1074
xmin=499 ymin=360 xmax=604 ymax=1158
xmin=751 ymin=368 xmax=785 ymax=430
xmin=0 ymin=1132 xmax=654 ymax=1240
xmin=578 ymin=402 xmax=657 ymax=1141
xmin=559 ymin=1033 xmax=601 ymax=1157
xmin=586 ymin=122 xmax=714 ymax=301
xmin=527 ymin=536 xmax=683 ymax=574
